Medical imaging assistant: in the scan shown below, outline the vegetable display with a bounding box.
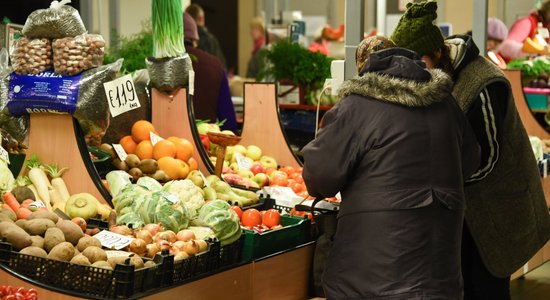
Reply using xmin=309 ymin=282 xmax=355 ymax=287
xmin=11 ymin=38 xmax=53 ymax=75
xmin=152 ymin=0 xmax=185 ymax=59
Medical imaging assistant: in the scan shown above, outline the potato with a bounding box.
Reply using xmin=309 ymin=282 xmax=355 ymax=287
xmin=76 ymin=236 xmax=102 ymax=252
xmin=20 ymin=246 xmax=48 ymax=258
xmin=44 ymin=227 xmax=65 ymax=252
xmin=24 ymin=219 xmax=56 ymax=236
xmin=47 ymin=242 xmax=75 ymax=261
xmin=27 ymin=211 xmax=59 ymax=223
xmin=92 ymin=260 xmax=113 ymax=270
xmin=0 ymin=222 xmax=32 ymax=250
xmin=30 ymin=235 xmax=44 ymax=248
xmin=56 ymin=220 xmax=84 ymax=245
xmin=70 ymin=254 xmax=91 ymax=266
xmin=15 ymin=219 xmax=27 ymax=229
xmin=81 ymin=246 xmax=107 ymax=263
xmin=0 ymin=209 xmax=17 ymax=221
xmin=0 ymin=214 xmax=14 ymax=223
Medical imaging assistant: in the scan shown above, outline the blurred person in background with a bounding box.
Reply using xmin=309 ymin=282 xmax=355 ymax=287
xmin=246 ymin=17 xmax=266 ymax=79
xmin=185 ymin=3 xmax=226 ymax=70
xmin=392 ymin=1 xmax=550 ymax=299
xmin=183 ymin=13 xmax=237 ymax=131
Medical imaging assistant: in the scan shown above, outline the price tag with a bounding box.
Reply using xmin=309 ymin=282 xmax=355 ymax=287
xmin=104 ymin=74 xmax=141 ymax=118
xmin=112 ymin=143 xmax=128 ymax=161
xmin=0 ymin=146 xmax=9 ymax=165
xmin=150 ymin=131 xmax=164 ymax=146
xmin=94 ymin=230 xmax=135 ymax=250
xmin=189 ymin=69 xmax=195 ymax=96
xmin=29 ymin=200 xmax=46 ymax=210
xmin=105 ymin=250 xmax=132 ymax=259
xmin=199 ymin=170 xmax=210 ymax=188
xmin=235 ymin=153 xmax=252 ymax=170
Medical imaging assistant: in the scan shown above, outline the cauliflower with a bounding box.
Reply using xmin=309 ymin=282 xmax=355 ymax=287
xmin=0 ymin=160 xmax=15 ymax=195
xmin=163 ymin=179 xmax=205 ymax=216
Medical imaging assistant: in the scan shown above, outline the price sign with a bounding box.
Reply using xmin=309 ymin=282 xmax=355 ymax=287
xmin=112 ymin=143 xmax=128 ymax=161
xmin=150 ymin=131 xmax=164 ymax=146
xmin=29 ymin=200 xmax=46 ymax=210
xmin=235 ymin=153 xmax=252 ymax=170
xmin=94 ymin=230 xmax=135 ymax=250
xmin=0 ymin=145 xmax=9 ymax=165
xmin=104 ymin=74 xmax=140 ymax=118
xmin=105 ymin=250 xmax=132 ymax=259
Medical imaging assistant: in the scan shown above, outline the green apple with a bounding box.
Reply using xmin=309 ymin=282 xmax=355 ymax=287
xmin=197 ymin=123 xmax=211 ymax=135
xmin=237 ymin=169 xmax=254 ymax=179
xmin=229 ymin=162 xmax=240 ymax=173
xmin=246 ymin=145 xmax=262 ymax=161
xmin=231 ymin=145 xmax=247 ymax=162
xmin=224 ymin=146 xmax=235 ymax=161
xmin=259 ymin=155 xmax=278 ymax=169
xmin=252 ymin=173 xmax=269 ymax=187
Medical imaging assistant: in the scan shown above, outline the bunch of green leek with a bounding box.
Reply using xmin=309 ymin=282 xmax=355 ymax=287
xmin=152 ymin=0 xmax=186 ymax=58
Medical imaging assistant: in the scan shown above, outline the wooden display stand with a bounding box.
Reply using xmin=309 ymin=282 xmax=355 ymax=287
xmin=151 ymin=88 xmax=210 ymax=175
xmin=504 ymin=69 xmax=550 ymax=279
xmin=25 ymin=113 xmax=107 ymax=204
xmin=0 ymin=244 xmax=314 ymax=300
xmin=240 ymin=83 xmax=302 ymax=168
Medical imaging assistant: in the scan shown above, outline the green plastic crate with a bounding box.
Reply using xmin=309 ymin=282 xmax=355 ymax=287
xmin=88 ymin=146 xmax=113 ymax=177
xmin=242 ymin=215 xmax=311 ymax=260
xmin=7 ymin=153 xmax=25 ymax=177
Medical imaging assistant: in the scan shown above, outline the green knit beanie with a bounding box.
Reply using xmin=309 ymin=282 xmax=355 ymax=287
xmin=391 ymin=1 xmax=444 ymax=56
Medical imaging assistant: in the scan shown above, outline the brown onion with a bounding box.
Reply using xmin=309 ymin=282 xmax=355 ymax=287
xmin=143 ymin=223 xmax=162 ymax=236
xmin=183 ymin=240 xmax=199 ymax=256
xmin=196 ymin=240 xmax=208 ymax=253
xmin=135 ymin=230 xmax=153 ymax=244
xmin=129 ymin=238 xmax=147 ymax=255
xmin=71 ymin=217 xmax=87 ymax=232
xmin=172 ymin=241 xmax=186 ymax=251
xmin=174 ymin=251 xmax=189 ymax=261
xmin=157 ymin=240 xmax=171 ymax=252
xmin=145 ymin=243 xmax=160 ymax=259
xmin=154 ymin=230 xmax=177 ymax=243
xmin=110 ymin=225 xmax=134 ymax=236
xmin=176 ymin=229 xmax=196 ymax=242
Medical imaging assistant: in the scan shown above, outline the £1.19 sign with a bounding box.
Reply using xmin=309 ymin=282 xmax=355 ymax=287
xmin=104 ymin=74 xmax=141 ymax=117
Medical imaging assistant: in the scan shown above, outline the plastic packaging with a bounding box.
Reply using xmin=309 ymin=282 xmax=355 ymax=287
xmin=11 ymin=38 xmax=53 ymax=75
xmin=22 ymin=0 xmax=86 ymax=38
xmin=146 ymin=54 xmax=192 ymax=94
xmin=53 ymin=34 xmax=105 ymax=76
xmin=0 ymin=48 xmax=29 ymax=144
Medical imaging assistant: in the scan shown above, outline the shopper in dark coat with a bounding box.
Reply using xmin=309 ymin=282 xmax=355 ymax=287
xmin=302 ymin=45 xmax=480 ymax=299
xmin=185 ymin=4 xmax=226 ymax=69
xmin=391 ymin=1 xmax=550 ymax=299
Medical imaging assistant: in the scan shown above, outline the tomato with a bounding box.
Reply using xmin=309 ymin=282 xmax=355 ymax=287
xmin=262 ymin=209 xmax=281 ymax=228
xmin=13 ymin=288 xmax=25 ymax=296
xmin=2 ymin=295 xmax=15 ymax=300
xmin=12 ymin=292 xmax=24 ymax=300
xmin=231 ymin=206 xmax=243 ymax=220
xmin=241 ymin=209 xmax=262 ymax=227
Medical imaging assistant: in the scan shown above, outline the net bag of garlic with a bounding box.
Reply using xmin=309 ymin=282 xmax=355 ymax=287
xmin=22 ymin=0 xmax=86 ymax=39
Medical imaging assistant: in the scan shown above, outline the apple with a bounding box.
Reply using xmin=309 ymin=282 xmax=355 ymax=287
xmin=221 ymin=130 xmax=235 ymax=135
xmin=246 ymin=145 xmax=262 ymax=161
xmin=209 ymin=123 xmax=221 ymax=132
xmin=249 ymin=162 xmax=265 ymax=175
xmin=260 ymin=155 xmax=278 ymax=169
xmin=229 ymin=162 xmax=240 ymax=173
xmin=231 ymin=145 xmax=247 ymax=162
xmin=252 ymin=173 xmax=269 ymax=187
xmin=222 ymin=166 xmax=235 ymax=174
xmin=237 ymin=169 xmax=254 ymax=179
xmin=224 ymin=146 xmax=235 ymax=161
xmin=197 ymin=123 xmax=211 ymax=135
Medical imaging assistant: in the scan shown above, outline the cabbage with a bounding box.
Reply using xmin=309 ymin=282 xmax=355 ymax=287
xmin=0 ymin=160 xmax=15 ymax=195
xmin=188 ymin=226 xmax=216 ymax=240
xmin=106 ymin=170 xmax=132 ymax=197
xmin=136 ymin=176 xmax=162 ymax=191
xmin=154 ymin=191 xmax=190 ymax=232
xmin=116 ymin=212 xmax=144 ymax=229
xmin=196 ymin=200 xmax=241 ymax=246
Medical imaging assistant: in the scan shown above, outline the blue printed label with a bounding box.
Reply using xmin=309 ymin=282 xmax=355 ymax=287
xmin=7 ymin=71 xmax=81 ymax=116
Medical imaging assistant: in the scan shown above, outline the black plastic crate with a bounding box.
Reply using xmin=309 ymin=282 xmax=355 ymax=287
xmin=219 ymin=233 xmax=245 ymax=268
xmin=0 ymin=242 xmax=166 ymax=299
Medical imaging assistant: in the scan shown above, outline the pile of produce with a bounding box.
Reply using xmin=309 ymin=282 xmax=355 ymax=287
xmin=0 ymin=286 xmax=39 ymax=300
xmin=507 ymin=56 xmax=550 ymax=88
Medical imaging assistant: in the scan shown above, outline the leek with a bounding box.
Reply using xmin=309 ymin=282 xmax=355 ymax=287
xmin=152 ymin=0 xmax=186 ymax=58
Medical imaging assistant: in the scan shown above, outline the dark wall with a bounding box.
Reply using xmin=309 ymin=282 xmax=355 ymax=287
xmin=0 ymin=0 xmax=80 ymax=25
xmin=192 ymin=0 xmax=238 ymax=74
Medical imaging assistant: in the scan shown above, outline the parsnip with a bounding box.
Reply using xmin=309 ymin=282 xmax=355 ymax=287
xmin=45 ymin=164 xmax=70 ymax=202
xmin=25 ymin=155 xmax=51 ymax=211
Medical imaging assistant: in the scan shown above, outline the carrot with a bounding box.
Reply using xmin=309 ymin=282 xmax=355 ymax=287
xmin=44 ymin=164 xmax=70 ymax=203
xmin=20 ymin=199 xmax=34 ymax=209
xmin=25 ymin=155 xmax=52 ymax=211
xmin=2 ymin=192 xmax=20 ymax=211
xmin=15 ymin=207 xmax=32 ymax=219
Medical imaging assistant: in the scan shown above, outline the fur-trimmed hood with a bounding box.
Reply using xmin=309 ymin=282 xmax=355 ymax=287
xmin=338 ymin=68 xmax=453 ymax=107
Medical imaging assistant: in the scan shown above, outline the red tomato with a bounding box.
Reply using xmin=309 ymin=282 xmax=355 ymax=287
xmin=13 ymin=288 xmax=25 ymax=296
xmin=231 ymin=206 xmax=243 ymax=220
xmin=241 ymin=209 xmax=262 ymax=227
xmin=12 ymin=292 xmax=25 ymax=300
xmin=262 ymin=209 xmax=281 ymax=228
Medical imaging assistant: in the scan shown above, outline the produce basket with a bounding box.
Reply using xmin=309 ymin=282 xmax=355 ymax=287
xmin=0 ymin=241 xmax=168 ymax=299
xmin=207 ymin=233 xmax=244 ymax=270
xmin=172 ymin=241 xmax=215 ymax=284
xmin=241 ymin=215 xmax=311 ymax=260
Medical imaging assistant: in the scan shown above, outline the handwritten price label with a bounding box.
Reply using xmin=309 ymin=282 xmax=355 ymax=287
xmin=0 ymin=146 xmax=9 ymax=165
xmin=104 ymin=74 xmax=140 ymax=118
xmin=149 ymin=132 xmax=164 ymax=146
xmin=95 ymin=230 xmax=135 ymax=250
xmin=235 ymin=153 xmax=252 ymax=170
xmin=112 ymin=143 xmax=128 ymax=161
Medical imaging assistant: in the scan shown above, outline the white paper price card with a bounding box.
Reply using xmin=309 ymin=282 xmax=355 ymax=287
xmin=104 ymin=74 xmax=141 ymax=118
xmin=105 ymin=250 xmax=132 ymax=259
xmin=149 ymin=131 xmax=164 ymax=146
xmin=95 ymin=230 xmax=135 ymax=250
xmin=235 ymin=153 xmax=252 ymax=170
xmin=0 ymin=145 xmax=9 ymax=165
xmin=112 ymin=143 xmax=128 ymax=161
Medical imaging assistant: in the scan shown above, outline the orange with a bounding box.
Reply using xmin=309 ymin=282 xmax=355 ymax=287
xmin=119 ymin=135 xmax=137 ymax=154
xmin=176 ymin=159 xmax=190 ymax=179
xmin=153 ymin=139 xmax=177 ymax=160
xmin=157 ymin=156 xmax=180 ymax=180
xmin=187 ymin=157 xmax=198 ymax=171
xmin=135 ymin=140 xmax=154 ymax=160
xmin=167 ymin=136 xmax=195 ymax=161
xmin=131 ymin=120 xmax=157 ymax=143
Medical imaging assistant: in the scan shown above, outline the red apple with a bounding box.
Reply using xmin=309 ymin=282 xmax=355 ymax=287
xmin=249 ymin=162 xmax=265 ymax=175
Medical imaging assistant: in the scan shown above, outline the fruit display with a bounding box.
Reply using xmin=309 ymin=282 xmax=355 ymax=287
xmin=239 ymin=207 xmax=282 ymax=233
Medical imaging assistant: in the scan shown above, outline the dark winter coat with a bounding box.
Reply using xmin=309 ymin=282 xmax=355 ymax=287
xmin=302 ymin=48 xmax=480 ymax=299
xmin=447 ymin=34 xmax=550 ymax=277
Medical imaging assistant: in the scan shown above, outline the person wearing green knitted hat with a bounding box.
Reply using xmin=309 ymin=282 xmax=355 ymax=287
xmin=392 ymin=1 xmax=550 ymax=300
xmin=391 ymin=0 xmax=444 ymax=57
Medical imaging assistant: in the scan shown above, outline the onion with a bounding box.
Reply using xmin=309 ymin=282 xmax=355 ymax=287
xmin=154 ymin=230 xmax=177 ymax=243
xmin=135 ymin=230 xmax=153 ymax=244
xmin=71 ymin=217 xmax=87 ymax=232
xmin=129 ymin=238 xmax=147 ymax=255
xmin=157 ymin=240 xmax=171 ymax=252
xmin=183 ymin=240 xmax=199 ymax=256
xmin=145 ymin=243 xmax=160 ymax=259
xmin=172 ymin=240 xmax=186 ymax=251
xmin=110 ymin=225 xmax=134 ymax=236
xmin=176 ymin=229 xmax=195 ymax=242
xmin=174 ymin=251 xmax=189 ymax=261
xmin=143 ymin=223 xmax=162 ymax=236
xmin=196 ymin=239 xmax=208 ymax=253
